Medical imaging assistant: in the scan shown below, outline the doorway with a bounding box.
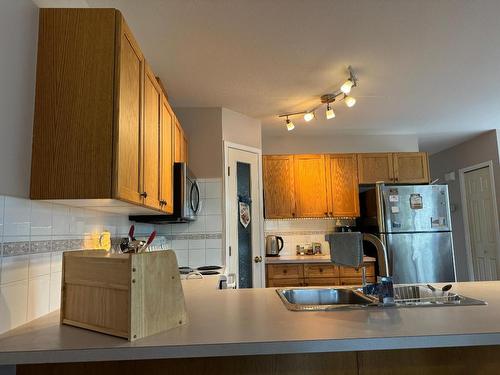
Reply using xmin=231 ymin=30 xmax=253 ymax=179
xmin=459 ymin=161 xmax=500 ymax=280
xmin=224 ymin=142 xmax=264 ymax=288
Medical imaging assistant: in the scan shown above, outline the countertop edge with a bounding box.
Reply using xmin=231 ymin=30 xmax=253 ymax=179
xmin=2 ymin=333 xmax=500 ymax=365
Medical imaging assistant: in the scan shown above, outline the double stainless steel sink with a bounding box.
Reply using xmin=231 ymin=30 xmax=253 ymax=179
xmin=277 ymin=285 xmax=486 ymax=311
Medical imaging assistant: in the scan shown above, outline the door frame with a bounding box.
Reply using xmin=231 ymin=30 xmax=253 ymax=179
xmin=223 ymin=141 xmax=265 ymax=288
xmin=459 ymin=160 xmax=500 ymax=280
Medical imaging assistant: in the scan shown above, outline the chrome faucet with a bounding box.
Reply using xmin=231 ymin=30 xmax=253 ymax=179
xmin=361 ymin=233 xmax=394 ymax=305
xmin=362 ymin=233 xmax=390 ymax=277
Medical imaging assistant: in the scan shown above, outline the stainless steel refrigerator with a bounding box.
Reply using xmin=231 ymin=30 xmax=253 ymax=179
xmin=359 ymin=184 xmax=456 ymax=284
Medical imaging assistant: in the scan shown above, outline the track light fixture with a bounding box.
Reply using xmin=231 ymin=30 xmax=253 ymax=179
xmin=277 ymin=66 xmax=358 ymax=131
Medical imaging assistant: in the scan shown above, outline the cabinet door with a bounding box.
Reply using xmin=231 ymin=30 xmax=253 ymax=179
xmin=115 ymin=19 xmax=144 ymax=204
xmin=262 ymin=155 xmax=296 ymax=218
xmin=294 ymin=154 xmax=329 ymax=218
xmin=326 ymin=154 xmax=360 ymax=217
xmin=142 ymin=64 xmax=162 ymax=210
xmin=357 ymin=153 xmax=395 ymax=184
xmin=393 ymin=152 xmax=429 ymax=183
xmin=266 ymin=264 xmax=303 ymax=279
xmin=174 ymin=119 xmax=183 ymax=163
xmin=182 ymin=134 xmax=188 ymax=164
xmin=160 ymin=95 xmax=174 ymax=213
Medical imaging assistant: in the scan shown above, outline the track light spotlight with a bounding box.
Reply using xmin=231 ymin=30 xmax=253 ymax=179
xmin=304 ymin=112 xmax=315 ymax=122
xmin=286 ymin=118 xmax=295 ymax=131
xmin=326 ymin=103 xmax=335 ymax=119
xmin=344 ymin=96 xmax=356 ymax=108
xmin=340 ymin=79 xmax=354 ymax=94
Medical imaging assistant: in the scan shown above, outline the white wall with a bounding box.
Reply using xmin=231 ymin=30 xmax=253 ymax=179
xmin=429 ymin=130 xmax=500 ymax=281
xmin=262 ymin=134 xmax=419 ymax=154
xmin=0 ymin=0 xmax=39 ymax=198
xmin=174 ymin=107 xmax=223 ymax=178
xmin=222 ymin=108 xmax=262 ymax=150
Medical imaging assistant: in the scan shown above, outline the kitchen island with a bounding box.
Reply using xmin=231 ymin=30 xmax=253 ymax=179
xmin=1 ymin=281 xmax=500 ymax=374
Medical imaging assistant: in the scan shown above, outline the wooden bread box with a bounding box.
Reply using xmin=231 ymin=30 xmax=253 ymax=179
xmin=61 ymin=250 xmax=187 ymax=341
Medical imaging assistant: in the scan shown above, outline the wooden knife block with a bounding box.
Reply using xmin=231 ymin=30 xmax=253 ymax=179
xmin=60 ymin=250 xmax=187 ymax=341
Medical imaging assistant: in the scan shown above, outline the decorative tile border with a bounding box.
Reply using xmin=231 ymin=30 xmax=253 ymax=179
xmin=2 ymin=239 xmax=84 ymax=257
xmin=31 ymin=240 xmax=52 ymax=254
xmin=265 ymin=230 xmax=336 ymax=236
xmin=1 ymin=233 xmax=223 ymax=257
xmin=3 ymin=241 xmax=30 ymax=257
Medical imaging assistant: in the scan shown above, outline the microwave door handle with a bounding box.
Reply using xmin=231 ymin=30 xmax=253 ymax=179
xmin=190 ymin=181 xmax=200 ymax=213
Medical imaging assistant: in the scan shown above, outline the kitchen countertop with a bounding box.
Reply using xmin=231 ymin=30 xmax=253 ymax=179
xmin=265 ymin=254 xmax=376 ymax=264
xmin=1 ymin=281 xmax=500 ymax=365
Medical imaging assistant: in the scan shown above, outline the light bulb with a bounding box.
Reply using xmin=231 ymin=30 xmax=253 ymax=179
xmin=345 ymin=96 xmax=356 ymax=108
xmin=304 ymin=112 xmax=314 ymax=122
xmin=286 ymin=119 xmax=295 ymax=131
xmin=340 ymin=79 xmax=354 ymax=94
xmin=326 ymin=105 xmax=336 ymax=120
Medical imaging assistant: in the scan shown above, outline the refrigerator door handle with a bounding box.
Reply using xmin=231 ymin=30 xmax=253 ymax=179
xmin=376 ymin=182 xmax=387 ymax=233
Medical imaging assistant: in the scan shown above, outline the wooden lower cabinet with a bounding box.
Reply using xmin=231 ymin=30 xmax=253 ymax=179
xmin=266 ymin=263 xmax=375 ymax=287
xmin=19 ymin=346 xmax=500 ymax=375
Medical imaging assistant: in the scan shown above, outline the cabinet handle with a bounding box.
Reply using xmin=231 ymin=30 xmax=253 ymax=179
xmin=283 ymin=269 xmax=287 ymax=274
xmin=140 ymin=192 xmax=148 ymax=198
xmin=160 ymin=200 xmax=167 ymax=206
xmin=319 ymin=268 xmax=323 ymax=273
xmin=324 ymin=212 xmax=329 ymax=217
xmin=292 ymin=212 xmax=295 ymax=217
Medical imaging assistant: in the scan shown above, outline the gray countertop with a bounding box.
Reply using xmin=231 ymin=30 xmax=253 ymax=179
xmin=0 ymin=280 xmax=500 ymax=365
xmin=265 ymin=255 xmax=376 ymax=264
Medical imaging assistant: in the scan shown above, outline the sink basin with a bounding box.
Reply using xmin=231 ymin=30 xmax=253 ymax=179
xmin=276 ymin=288 xmax=375 ymax=311
xmin=277 ymin=285 xmax=486 ymax=311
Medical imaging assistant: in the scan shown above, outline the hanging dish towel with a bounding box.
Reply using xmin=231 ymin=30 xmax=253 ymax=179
xmin=326 ymin=232 xmax=364 ymax=268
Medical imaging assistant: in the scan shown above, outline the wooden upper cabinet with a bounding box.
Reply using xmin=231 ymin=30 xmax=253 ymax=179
xmin=393 ymin=152 xmax=429 ymax=183
xmin=30 ymin=9 xmax=178 ymax=214
xmin=326 ymin=154 xmax=360 ymax=217
xmin=142 ymin=63 xmax=161 ymax=210
xmin=357 ymin=153 xmax=395 ymax=184
xmin=293 ymin=154 xmax=329 ymax=218
xmin=182 ymin=134 xmax=189 ymax=164
xmin=262 ymin=155 xmax=296 ymax=218
xmin=174 ymin=119 xmax=183 ymax=163
xmin=160 ymin=96 xmax=174 ymax=213
xmin=115 ymin=16 xmax=144 ymax=205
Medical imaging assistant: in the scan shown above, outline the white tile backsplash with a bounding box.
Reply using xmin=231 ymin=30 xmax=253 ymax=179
xmin=0 ymin=255 xmax=29 ymax=284
xmin=49 ymin=271 xmax=62 ymax=312
xmin=0 ymin=280 xmax=28 ymax=334
xmin=204 ymin=182 xmax=221 ymax=199
xmin=0 ymin=194 xmax=136 ymax=335
xmin=174 ymin=250 xmax=189 ymax=267
xmin=30 ymin=201 xmax=52 ymax=237
xmin=205 ymin=248 xmax=223 ymax=266
xmin=27 ymin=274 xmax=50 ymax=321
xmin=4 ymin=197 xmax=31 ymax=236
xmin=28 ymin=252 xmax=51 ymax=278
xmin=204 ymin=198 xmax=222 ymax=215
xmin=205 ymin=215 xmax=222 ymax=233
xmin=188 ymin=249 xmax=206 ymax=267
xmin=188 ymin=239 xmax=205 ymax=250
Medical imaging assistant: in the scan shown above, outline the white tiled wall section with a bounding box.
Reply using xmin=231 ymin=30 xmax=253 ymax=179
xmin=0 ymin=195 xmax=137 ymax=335
xmin=264 ymin=219 xmax=355 ymax=256
xmin=155 ymin=178 xmax=223 ymax=268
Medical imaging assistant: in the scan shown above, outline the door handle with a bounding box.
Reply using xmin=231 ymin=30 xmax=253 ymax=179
xmin=254 ymin=256 xmax=263 ymax=263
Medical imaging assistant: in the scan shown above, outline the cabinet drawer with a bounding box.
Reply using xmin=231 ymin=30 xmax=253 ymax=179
xmin=267 ymin=264 xmax=303 ymax=279
xmin=339 ymin=263 xmax=375 ymax=277
xmin=304 ymin=277 xmax=339 ymax=286
xmin=304 ymin=264 xmax=339 ymax=278
xmin=340 ymin=276 xmax=376 ymax=286
xmin=267 ymin=278 xmax=302 ymax=287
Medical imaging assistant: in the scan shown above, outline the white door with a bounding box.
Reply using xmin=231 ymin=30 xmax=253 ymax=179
xmin=225 ymin=144 xmax=264 ymax=288
xmin=464 ymin=166 xmax=500 ymax=280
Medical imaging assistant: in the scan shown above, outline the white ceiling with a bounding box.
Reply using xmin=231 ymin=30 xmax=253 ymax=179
xmin=79 ymin=0 xmax=500 ymax=153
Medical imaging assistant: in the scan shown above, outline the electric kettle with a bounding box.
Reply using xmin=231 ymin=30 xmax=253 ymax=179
xmin=266 ymin=235 xmax=284 ymax=256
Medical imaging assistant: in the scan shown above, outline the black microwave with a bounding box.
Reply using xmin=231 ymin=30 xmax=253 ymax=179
xmin=129 ymin=162 xmax=200 ymax=224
